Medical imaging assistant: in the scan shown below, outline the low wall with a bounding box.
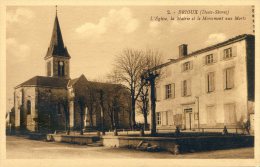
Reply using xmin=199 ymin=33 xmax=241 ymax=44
xmin=47 ymin=134 xmax=97 ymax=145
xmin=101 ymin=135 xmax=254 ymax=153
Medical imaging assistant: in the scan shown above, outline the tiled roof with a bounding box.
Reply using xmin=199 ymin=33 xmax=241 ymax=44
xmin=15 ymin=76 xmax=69 ymax=89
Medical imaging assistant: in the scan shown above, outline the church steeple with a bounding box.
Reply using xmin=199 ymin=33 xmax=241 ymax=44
xmin=45 ymin=7 xmax=70 ymax=59
xmin=45 ymin=7 xmax=70 ymax=79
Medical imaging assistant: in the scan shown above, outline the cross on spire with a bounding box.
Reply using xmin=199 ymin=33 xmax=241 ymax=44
xmin=55 ymin=5 xmax=58 ymax=16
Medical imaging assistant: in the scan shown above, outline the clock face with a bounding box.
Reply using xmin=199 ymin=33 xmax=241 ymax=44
xmin=59 ymin=61 xmax=64 ymax=66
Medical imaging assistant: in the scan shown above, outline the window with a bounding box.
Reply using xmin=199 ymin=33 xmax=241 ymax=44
xmin=206 ymin=105 xmax=216 ymax=125
xmin=165 ymin=84 xmax=172 ymax=99
xmin=223 ymin=48 xmax=232 ymax=59
xmin=224 ymin=103 xmax=236 ymax=124
xmin=224 ymin=67 xmax=234 ymax=89
xmin=58 ymin=61 xmax=65 ymax=77
xmin=182 ymin=80 xmax=191 ymax=96
xmin=182 ymin=61 xmax=192 ymax=71
xmin=27 ymin=100 xmax=31 ymax=115
xmin=156 ymin=112 xmax=161 ymax=125
xmin=47 ymin=61 xmax=51 ymax=76
xmin=205 ymin=54 xmax=214 ymax=64
xmin=207 ymin=72 xmax=215 ymax=93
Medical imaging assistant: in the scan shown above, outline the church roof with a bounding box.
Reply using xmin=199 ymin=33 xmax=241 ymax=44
xmin=44 ymin=14 xmax=70 ymax=59
xmin=67 ymin=74 xmax=88 ymax=87
xmin=15 ymin=76 xmax=69 ymax=89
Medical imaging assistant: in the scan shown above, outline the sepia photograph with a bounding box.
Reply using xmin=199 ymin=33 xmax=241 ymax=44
xmin=0 ymin=1 xmax=259 ymax=167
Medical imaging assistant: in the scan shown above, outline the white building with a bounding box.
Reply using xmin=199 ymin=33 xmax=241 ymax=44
xmin=153 ymin=34 xmax=255 ymax=131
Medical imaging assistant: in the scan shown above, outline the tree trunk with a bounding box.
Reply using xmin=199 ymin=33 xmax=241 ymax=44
xmin=143 ymin=111 xmax=148 ymax=130
xmin=79 ymin=105 xmax=84 ymax=135
xmin=150 ymin=77 xmax=157 ymax=136
xmin=131 ymin=95 xmax=136 ymax=129
xmin=89 ymin=105 xmax=93 ymax=128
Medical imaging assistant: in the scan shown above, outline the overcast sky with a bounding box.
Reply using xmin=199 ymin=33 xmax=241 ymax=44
xmin=6 ymin=6 xmax=253 ymax=112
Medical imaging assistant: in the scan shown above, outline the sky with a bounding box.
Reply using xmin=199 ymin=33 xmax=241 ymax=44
xmin=6 ymin=6 xmax=253 ymax=114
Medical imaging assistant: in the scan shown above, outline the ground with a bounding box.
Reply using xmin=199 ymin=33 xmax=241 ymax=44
xmin=6 ymin=136 xmax=254 ymax=159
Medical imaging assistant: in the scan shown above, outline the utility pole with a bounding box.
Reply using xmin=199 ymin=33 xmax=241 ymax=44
xmin=142 ymin=70 xmax=159 ymax=136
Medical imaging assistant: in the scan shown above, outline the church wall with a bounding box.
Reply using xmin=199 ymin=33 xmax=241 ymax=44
xmin=14 ymin=87 xmax=37 ymax=131
xmin=37 ymin=87 xmax=68 ymax=131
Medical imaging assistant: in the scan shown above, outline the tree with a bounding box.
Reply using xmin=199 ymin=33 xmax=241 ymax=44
xmin=76 ymin=95 xmax=87 ymax=135
xmin=112 ymin=48 xmax=146 ymax=129
xmin=57 ymin=97 xmax=70 ymax=134
xmin=85 ymin=83 xmax=98 ymax=128
xmin=138 ymin=49 xmax=162 ymax=130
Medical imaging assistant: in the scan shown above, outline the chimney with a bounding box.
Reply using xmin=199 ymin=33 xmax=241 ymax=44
xmin=179 ymin=44 xmax=188 ymax=57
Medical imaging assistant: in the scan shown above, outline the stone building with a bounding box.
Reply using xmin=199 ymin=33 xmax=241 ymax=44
xmin=13 ymin=13 xmax=130 ymax=132
xmin=152 ymin=34 xmax=254 ymax=131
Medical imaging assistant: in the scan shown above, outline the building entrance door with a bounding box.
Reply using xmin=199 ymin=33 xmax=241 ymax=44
xmin=184 ymin=108 xmax=193 ymax=130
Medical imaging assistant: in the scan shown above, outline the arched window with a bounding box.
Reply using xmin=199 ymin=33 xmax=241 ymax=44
xmin=58 ymin=61 xmax=65 ymax=77
xmin=27 ymin=100 xmax=31 ymax=115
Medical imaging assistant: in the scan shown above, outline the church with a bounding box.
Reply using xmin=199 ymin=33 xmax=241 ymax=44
xmin=13 ymin=11 xmax=131 ymax=132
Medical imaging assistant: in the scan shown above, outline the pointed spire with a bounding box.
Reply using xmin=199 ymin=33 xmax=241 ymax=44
xmin=45 ymin=6 xmax=70 ymax=59
xmin=55 ymin=5 xmax=58 ymax=16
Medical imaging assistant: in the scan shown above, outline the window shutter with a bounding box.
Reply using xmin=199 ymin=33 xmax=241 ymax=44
xmin=211 ymin=72 xmax=215 ymax=91
xmin=187 ymin=79 xmax=191 ymax=95
xmin=213 ymin=53 xmax=218 ymax=63
xmin=223 ymin=69 xmax=227 ymax=89
xmin=202 ymin=56 xmax=206 ymax=66
xmin=230 ymin=68 xmax=234 ymax=88
xmin=181 ymin=81 xmax=184 ymax=96
xmin=220 ymin=50 xmax=224 ymax=61
xmin=167 ymin=111 xmax=173 ymax=125
xmin=156 ymin=86 xmax=161 ymax=101
xmin=232 ymin=45 xmax=237 ymax=57
xmin=206 ymin=74 xmax=209 ymax=93
xmin=172 ymin=83 xmax=175 ymax=98
xmin=162 ymin=112 xmax=167 ymax=125
xmin=190 ymin=61 xmax=193 ymax=70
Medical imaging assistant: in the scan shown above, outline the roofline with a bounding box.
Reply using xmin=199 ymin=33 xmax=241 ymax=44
xmin=15 ymin=85 xmax=67 ymax=89
xmin=151 ymin=34 xmax=254 ymax=71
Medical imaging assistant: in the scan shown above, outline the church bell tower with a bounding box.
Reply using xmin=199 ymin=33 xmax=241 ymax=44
xmin=44 ymin=7 xmax=71 ymax=79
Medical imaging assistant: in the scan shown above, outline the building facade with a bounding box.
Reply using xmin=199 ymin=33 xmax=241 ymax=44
xmin=13 ymin=13 xmax=130 ymax=132
xmin=153 ymin=34 xmax=254 ymax=131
